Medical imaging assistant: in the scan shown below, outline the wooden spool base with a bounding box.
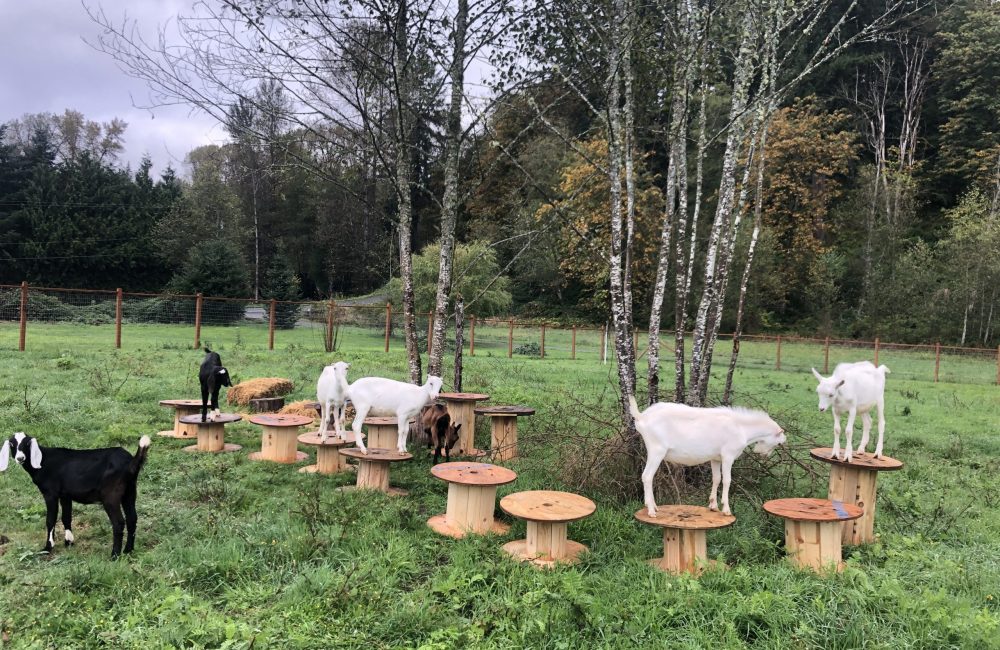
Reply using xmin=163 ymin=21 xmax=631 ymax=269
xmin=178 ymin=413 xmax=242 ymax=453
xmin=249 ymin=414 xmax=313 ymax=463
xmin=184 ymin=443 xmax=242 ymax=454
xmin=810 ymin=448 xmax=903 ymax=545
xmin=764 ymin=498 xmax=863 ymax=573
xmin=158 ymin=400 xmax=203 ymax=439
xmin=427 ymin=463 xmax=517 ymax=538
xmin=300 ymin=463 xmax=356 ymax=475
xmin=340 ymin=448 xmax=412 ymax=495
xmin=634 ymin=506 xmax=735 ymax=575
xmin=364 ymin=418 xmax=399 ymax=450
xmin=297 ymin=431 xmax=360 ymax=475
xmin=502 ymin=537 xmax=589 ymax=568
xmin=499 ymin=490 xmax=595 ymax=569
xmin=248 ymin=450 xmax=309 ymax=464
xmin=427 ymin=515 xmax=509 ymax=538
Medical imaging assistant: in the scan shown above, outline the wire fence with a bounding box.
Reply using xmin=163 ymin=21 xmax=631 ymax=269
xmin=2 ymin=283 xmax=999 ymax=386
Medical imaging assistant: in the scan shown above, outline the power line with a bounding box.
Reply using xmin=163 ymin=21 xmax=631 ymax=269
xmin=0 ymin=236 xmax=147 ymax=246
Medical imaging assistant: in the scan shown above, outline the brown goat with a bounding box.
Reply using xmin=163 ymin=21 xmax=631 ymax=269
xmin=420 ymin=404 xmax=461 ymax=464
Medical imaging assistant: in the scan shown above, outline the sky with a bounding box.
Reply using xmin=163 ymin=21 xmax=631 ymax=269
xmin=0 ymin=0 xmax=226 ymax=178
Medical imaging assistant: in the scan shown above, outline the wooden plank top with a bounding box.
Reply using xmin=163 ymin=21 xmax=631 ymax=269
xmin=431 ymin=462 xmax=517 ymax=486
xmin=438 ymin=392 xmax=491 ymax=402
xmin=809 ymin=448 xmax=904 ymax=471
xmin=248 ymin=414 xmax=313 ymax=428
xmin=179 ymin=413 xmax=242 ymax=425
xmin=474 ymin=405 xmax=536 ymax=417
xmin=159 ymin=399 xmax=202 ymax=408
xmin=364 ymin=416 xmax=400 ymax=426
xmin=634 ymin=505 xmax=736 ymax=530
xmin=500 ymin=490 xmax=596 ymax=523
xmin=763 ymin=498 xmax=863 ymax=522
xmin=298 ymin=431 xmax=364 ymax=446
xmin=340 ymin=447 xmax=413 ymax=463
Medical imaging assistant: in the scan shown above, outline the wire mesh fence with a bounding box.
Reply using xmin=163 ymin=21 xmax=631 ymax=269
xmin=2 ymin=284 xmax=999 ymax=386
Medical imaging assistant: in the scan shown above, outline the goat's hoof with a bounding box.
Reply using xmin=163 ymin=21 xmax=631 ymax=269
xmin=646 ymin=507 xmax=657 ymax=518
xmin=708 ymin=504 xmax=718 ymax=512
xmin=844 ymin=453 xmax=853 ymax=463
xmin=722 ymin=508 xmax=732 ymax=516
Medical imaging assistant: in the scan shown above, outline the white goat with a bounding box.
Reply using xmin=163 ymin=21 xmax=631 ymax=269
xmin=629 ymin=396 xmax=786 ymax=517
xmin=317 ymin=361 xmax=351 ymax=442
xmin=812 ymin=362 xmax=889 ymax=462
xmin=348 ymin=375 xmax=443 ymax=454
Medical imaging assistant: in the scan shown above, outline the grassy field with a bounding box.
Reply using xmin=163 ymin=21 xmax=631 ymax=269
xmin=0 ymin=323 xmax=998 ymax=648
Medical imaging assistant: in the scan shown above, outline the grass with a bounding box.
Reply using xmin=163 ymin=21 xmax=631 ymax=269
xmin=0 ymin=322 xmax=998 ymax=648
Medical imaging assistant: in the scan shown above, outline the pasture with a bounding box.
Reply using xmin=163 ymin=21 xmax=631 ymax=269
xmin=0 ymin=323 xmax=998 ymax=648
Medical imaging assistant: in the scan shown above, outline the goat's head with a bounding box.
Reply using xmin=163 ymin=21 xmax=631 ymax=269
xmin=330 ymin=361 xmax=350 ymax=378
xmin=425 ymin=375 xmax=443 ymax=399
xmin=811 ymin=368 xmax=845 ymax=412
xmin=751 ymin=416 xmax=786 ymax=456
xmin=216 ymin=367 xmax=233 ymax=387
xmin=0 ymin=432 xmax=42 ymax=471
xmin=444 ymin=422 xmax=461 ymax=451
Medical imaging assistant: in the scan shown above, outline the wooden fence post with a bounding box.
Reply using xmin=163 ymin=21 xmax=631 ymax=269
xmin=384 ymin=302 xmax=391 ymax=353
xmin=571 ymin=326 xmax=577 ymax=360
xmin=18 ymin=281 xmax=27 ymax=352
xmin=776 ymin=335 xmax=782 ymax=370
xmin=325 ymin=301 xmax=334 ymax=352
xmin=874 ymin=337 xmax=880 ymax=366
xmin=934 ymin=342 xmax=940 ymax=383
xmin=193 ymin=293 xmax=203 ymax=349
xmin=268 ymin=299 xmax=277 ymax=350
xmin=115 ymin=288 xmax=123 ymax=349
xmin=469 ymin=315 xmax=476 ymax=356
xmin=823 ymin=336 xmax=830 ymax=374
xmin=508 ymin=318 xmax=514 ymax=358
xmin=427 ymin=310 xmax=434 ymax=355
xmin=540 ymin=323 xmax=546 ymax=358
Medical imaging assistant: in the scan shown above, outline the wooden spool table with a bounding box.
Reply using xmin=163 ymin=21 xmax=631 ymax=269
xmin=339 ymin=448 xmax=412 ymax=496
xmin=180 ymin=413 xmax=243 ymax=453
xmin=438 ymin=393 xmax=490 ymax=457
xmin=474 ymin=406 xmax=535 ymax=462
xmin=363 ymin=417 xmax=400 ymax=450
xmin=158 ymin=400 xmax=203 ymax=439
xmin=499 ymin=490 xmax=596 ymax=568
xmin=763 ymin=498 xmax=864 ymax=572
xmin=809 ymin=448 xmax=903 ymax=545
xmin=297 ymin=431 xmax=364 ymax=475
xmin=634 ymin=505 xmax=735 ymax=575
xmin=427 ymin=462 xmax=517 ymax=538
xmin=247 ymin=414 xmax=312 ymax=464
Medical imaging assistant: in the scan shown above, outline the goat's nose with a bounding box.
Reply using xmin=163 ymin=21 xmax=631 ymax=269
xmin=14 ymin=453 xmax=24 ymax=462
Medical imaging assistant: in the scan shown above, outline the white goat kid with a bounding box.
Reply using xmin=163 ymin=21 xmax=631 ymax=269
xmin=629 ymin=397 xmax=786 ymax=517
xmin=812 ymin=361 xmax=889 ymax=462
xmin=348 ymin=375 xmax=444 ymax=454
xmin=317 ymin=361 xmax=351 ymax=442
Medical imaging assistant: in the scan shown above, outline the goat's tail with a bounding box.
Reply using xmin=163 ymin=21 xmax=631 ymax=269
xmin=627 ymin=395 xmax=642 ymax=423
xmin=129 ymin=435 xmax=151 ymax=477
xmin=878 ymin=364 xmax=891 ymax=375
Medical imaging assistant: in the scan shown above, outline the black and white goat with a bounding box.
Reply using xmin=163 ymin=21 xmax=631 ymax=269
xmin=1 ymin=432 xmax=151 ymax=559
xmin=200 ymin=348 xmax=233 ymax=422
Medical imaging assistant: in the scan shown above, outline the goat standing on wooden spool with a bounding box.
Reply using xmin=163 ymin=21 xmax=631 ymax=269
xmin=200 ymin=348 xmax=233 ymax=422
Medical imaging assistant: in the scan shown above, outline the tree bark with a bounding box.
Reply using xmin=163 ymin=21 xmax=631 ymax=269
xmin=453 ymin=294 xmax=464 ymax=392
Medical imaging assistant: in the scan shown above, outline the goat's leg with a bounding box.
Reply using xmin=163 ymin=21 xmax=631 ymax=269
xmin=396 ymin=415 xmax=410 ymax=454
xmin=211 ymin=386 xmax=221 ymax=420
xmin=641 ymin=446 xmax=669 ymax=517
xmin=874 ymin=397 xmax=886 ymax=458
xmin=103 ymin=501 xmax=126 ymax=560
xmin=720 ymin=456 xmax=736 ymax=516
xmin=319 ymin=399 xmax=330 ymax=442
xmin=123 ymin=485 xmax=138 ymax=554
xmin=708 ymin=461 xmax=722 ymax=511
xmin=843 ymin=407 xmax=857 ymax=463
xmin=351 ymin=404 xmax=369 ymax=453
xmin=61 ymin=497 xmax=74 ymax=546
xmin=43 ymin=496 xmax=59 ymax=553
xmin=201 ymin=384 xmax=209 ymax=422
xmin=857 ymin=412 xmax=872 ymax=454
xmin=830 ymin=410 xmax=842 ymax=459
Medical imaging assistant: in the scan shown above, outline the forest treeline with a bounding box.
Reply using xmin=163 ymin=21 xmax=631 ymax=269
xmin=1 ymin=0 xmax=998 ymax=354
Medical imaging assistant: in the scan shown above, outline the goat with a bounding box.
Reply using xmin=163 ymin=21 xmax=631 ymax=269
xmin=812 ymin=362 xmax=890 ymax=462
xmin=420 ymin=403 xmax=462 ymax=464
xmin=1 ymin=432 xmax=151 ymax=559
xmin=348 ymin=375 xmax=444 ymax=454
xmin=628 ymin=396 xmax=786 ymax=517
xmin=317 ymin=361 xmax=351 ymax=442
xmin=200 ymin=348 xmax=233 ymax=422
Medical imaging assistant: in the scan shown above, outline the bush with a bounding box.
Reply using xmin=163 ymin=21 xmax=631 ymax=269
xmin=514 ymin=341 xmax=541 ymax=356
xmin=167 ymin=239 xmax=249 ymax=325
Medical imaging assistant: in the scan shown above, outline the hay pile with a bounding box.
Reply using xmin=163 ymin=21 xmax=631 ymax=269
xmin=279 ymin=400 xmax=321 ymax=419
xmin=226 ymin=378 xmax=294 ymax=406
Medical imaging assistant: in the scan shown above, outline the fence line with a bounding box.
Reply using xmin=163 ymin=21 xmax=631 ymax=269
xmin=2 ymin=283 xmax=999 ymax=385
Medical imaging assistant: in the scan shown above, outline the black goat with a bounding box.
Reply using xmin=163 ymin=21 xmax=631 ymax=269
xmin=200 ymin=347 xmax=233 ymax=421
xmin=1 ymin=432 xmax=151 ymax=559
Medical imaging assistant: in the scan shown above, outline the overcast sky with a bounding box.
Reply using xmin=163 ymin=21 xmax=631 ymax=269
xmin=0 ymin=0 xmax=225 ymax=178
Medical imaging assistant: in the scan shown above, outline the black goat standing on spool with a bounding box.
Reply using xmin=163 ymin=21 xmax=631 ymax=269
xmin=200 ymin=348 xmax=233 ymax=422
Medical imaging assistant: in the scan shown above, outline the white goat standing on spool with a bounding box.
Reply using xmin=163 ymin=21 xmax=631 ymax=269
xmin=317 ymin=361 xmax=351 ymax=442
xmin=347 ymin=375 xmax=444 ymax=454
xmin=812 ymin=361 xmax=890 ymax=462
xmin=629 ymin=397 xmax=786 ymax=517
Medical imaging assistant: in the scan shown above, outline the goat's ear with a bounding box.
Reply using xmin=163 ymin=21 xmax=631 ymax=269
xmin=29 ymin=439 xmax=42 ymax=469
xmin=0 ymin=440 xmax=9 ymax=472
xmin=835 ymin=379 xmax=846 ymax=390
xmin=811 ymin=367 xmax=823 ymax=382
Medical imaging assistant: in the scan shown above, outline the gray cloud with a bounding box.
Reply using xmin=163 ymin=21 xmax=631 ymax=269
xmin=0 ymin=0 xmax=224 ymax=177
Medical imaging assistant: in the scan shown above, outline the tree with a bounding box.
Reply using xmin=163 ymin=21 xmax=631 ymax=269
xmin=167 ymin=239 xmax=249 ymax=324
xmin=261 ymin=255 xmax=302 ymax=330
